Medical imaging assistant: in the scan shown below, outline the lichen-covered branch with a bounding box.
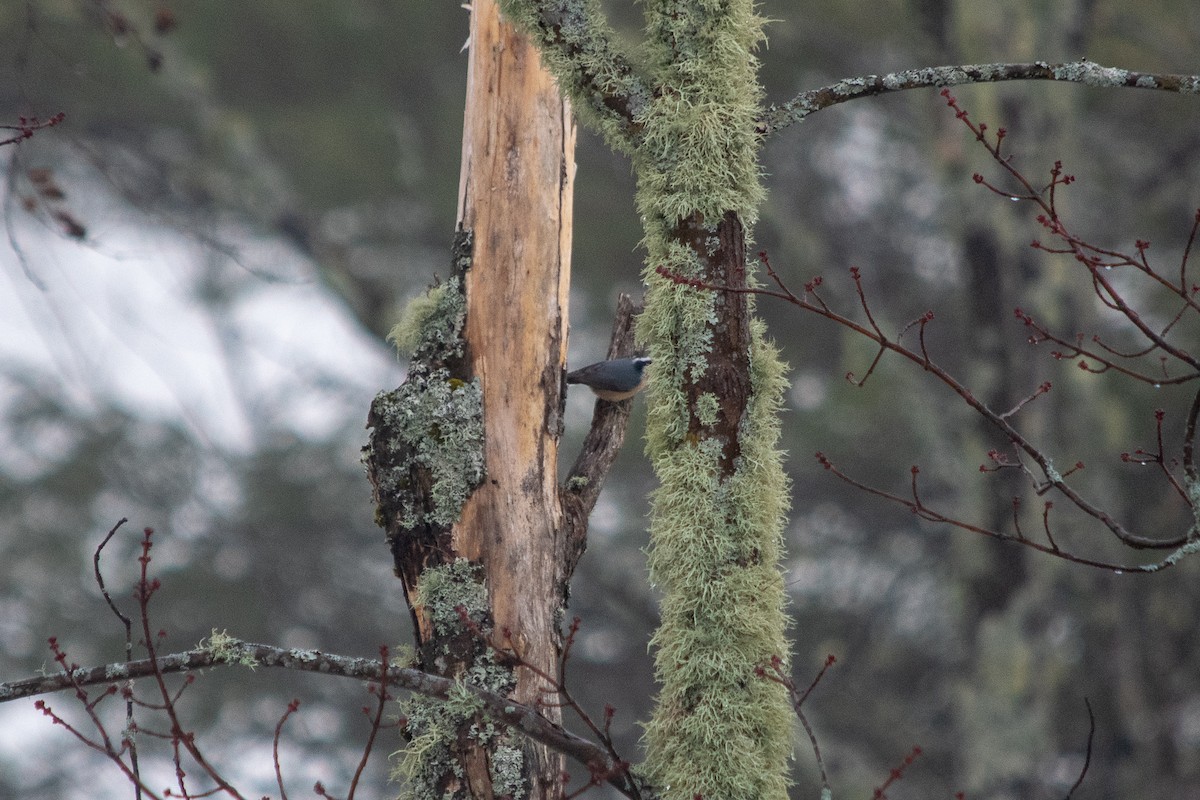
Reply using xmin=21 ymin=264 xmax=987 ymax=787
xmin=632 ymin=2 xmax=794 ymax=799
xmin=0 ymin=636 xmax=648 ymax=799
xmin=759 ymin=60 xmax=1200 ymax=135
xmin=504 ymin=0 xmax=797 ymax=796
xmin=499 ymin=0 xmax=653 ymax=151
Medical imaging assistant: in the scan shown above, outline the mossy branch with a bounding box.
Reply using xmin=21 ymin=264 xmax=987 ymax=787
xmin=1 ymin=638 xmax=652 ymax=800
xmin=759 ymin=59 xmax=1200 ymax=135
xmin=499 ymin=0 xmax=653 ymax=151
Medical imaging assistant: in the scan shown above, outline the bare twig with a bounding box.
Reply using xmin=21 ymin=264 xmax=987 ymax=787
xmin=5 ymin=635 xmax=646 ymax=799
xmin=870 ymin=745 xmax=923 ymax=799
xmin=495 ymin=619 xmax=644 ymax=800
xmin=756 ymin=654 xmax=835 ymax=797
xmin=662 ymin=253 xmax=1196 ymax=567
xmin=93 ymin=518 xmax=142 ymax=799
xmin=1064 ymin=698 xmax=1096 ymax=800
xmin=11 ymin=527 xmax=650 ymax=799
xmin=273 ymin=700 xmax=300 ymax=800
xmin=347 ymin=646 xmax=398 ymax=800
xmin=658 ymin=92 xmax=1200 ymax=573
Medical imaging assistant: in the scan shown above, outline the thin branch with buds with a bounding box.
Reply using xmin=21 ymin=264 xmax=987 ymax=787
xmin=472 ymin=613 xmax=647 ymax=800
xmin=756 ymin=654 xmax=836 ymax=796
xmin=0 ymin=112 xmax=65 ymax=146
xmin=659 ymin=92 xmax=1200 ymax=573
xmin=4 ymin=526 xmax=644 ymax=800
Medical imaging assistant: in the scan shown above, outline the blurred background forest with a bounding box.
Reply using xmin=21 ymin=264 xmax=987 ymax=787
xmin=3 ymin=1 xmax=1200 ymax=798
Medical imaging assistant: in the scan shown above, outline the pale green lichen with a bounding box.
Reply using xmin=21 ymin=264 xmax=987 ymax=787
xmin=370 ymin=375 xmax=484 ymax=530
xmin=388 ymin=283 xmax=452 ymax=358
xmin=396 ymin=681 xmax=525 ymax=800
xmin=490 ymin=744 xmax=527 ymax=800
xmin=1159 ymin=535 xmax=1200 ymax=570
xmin=395 ymin=694 xmax=465 ymax=800
xmin=1188 ymin=475 xmax=1200 ymax=512
xmin=629 ymin=1 xmax=793 ymax=796
xmin=203 ymin=630 xmax=257 ymax=669
xmin=369 ymin=275 xmax=483 ymax=531
xmin=695 ymin=392 xmax=719 ymax=427
xmin=416 ymin=559 xmax=490 ymax=638
xmin=390 ymin=643 xmax=418 ymax=668
xmin=395 ymin=561 xmax=525 ymax=800
xmin=642 ymin=323 xmax=793 ymax=800
xmin=636 ymin=0 xmax=767 ymax=227
xmin=401 ymin=276 xmax=468 ymax=363
xmin=498 ymin=0 xmax=650 ymax=155
xmin=104 ymin=663 xmax=130 ymax=680
xmin=491 ymin=1 xmax=793 ymax=797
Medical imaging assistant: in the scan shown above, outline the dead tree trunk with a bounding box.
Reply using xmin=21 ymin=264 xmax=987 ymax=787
xmin=452 ymin=0 xmax=576 ymax=794
xmin=365 ymin=1 xmax=576 ymax=796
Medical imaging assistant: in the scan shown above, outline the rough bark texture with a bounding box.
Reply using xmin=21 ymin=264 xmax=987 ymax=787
xmin=673 ymin=210 xmax=752 ymax=474
xmin=365 ymin=1 xmax=577 ymax=797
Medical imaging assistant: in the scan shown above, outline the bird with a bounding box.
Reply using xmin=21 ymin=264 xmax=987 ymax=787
xmin=566 ymin=356 xmax=652 ymax=401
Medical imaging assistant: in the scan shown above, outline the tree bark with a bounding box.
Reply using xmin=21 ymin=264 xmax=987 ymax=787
xmin=365 ymin=1 xmax=577 ymax=797
xmin=454 ymin=0 xmax=576 ymax=794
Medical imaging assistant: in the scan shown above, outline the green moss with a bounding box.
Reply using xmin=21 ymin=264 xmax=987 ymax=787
xmin=388 ymin=283 xmax=451 ymax=358
xmin=395 ymin=561 xmax=526 ymax=800
xmin=416 ymin=559 xmax=490 ymax=638
xmin=370 ymin=377 xmax=485 ymax=529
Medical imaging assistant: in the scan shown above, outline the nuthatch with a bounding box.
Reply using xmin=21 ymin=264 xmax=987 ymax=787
xmin=566 ymin=356 xmax=652 ymax=401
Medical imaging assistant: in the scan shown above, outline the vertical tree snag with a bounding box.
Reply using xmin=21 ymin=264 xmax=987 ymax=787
xmin=454 ymin=0 xmax=576 ymax=793
xmin=365 ymin=0 xmax=575 ymax=796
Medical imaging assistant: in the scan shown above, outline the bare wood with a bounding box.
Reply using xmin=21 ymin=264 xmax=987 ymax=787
xmin=455 ymin=0 xmax=576 ymax=795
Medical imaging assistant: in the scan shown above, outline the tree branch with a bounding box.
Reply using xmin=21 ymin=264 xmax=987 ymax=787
xmin=759 ymin=60 xmax=1200 ymax=135
xmin=1 ymin=637 xmax=651 ymax=800
xmin=560 ymin=293 xmax=643 ymax=580
xmin=500 ymin=0 xmax=652 ymax=149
